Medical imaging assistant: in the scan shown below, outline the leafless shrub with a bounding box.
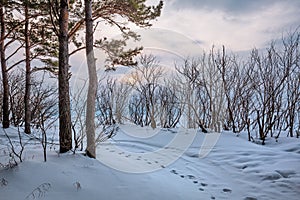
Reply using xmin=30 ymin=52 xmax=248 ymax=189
xmin=5 ymin=70 xmax=58 ymax=130
xmin=71 ymin=81 xmax=87 ymax=151
xmin=8 ymin=70 xmax=25 ymax=127
xmin=96 ymin=78 xmax=116 ymax=126
xmin=3 ymin=127 xmax=24 ymax=165
xmin=30 ymin=72 xmax=58 ymax=130
xmin=96 ymin=125 xmax=118 ymax=144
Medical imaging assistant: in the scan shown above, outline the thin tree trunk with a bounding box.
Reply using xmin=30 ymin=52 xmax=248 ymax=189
xmin=150 ymin=100 xmax=156 ymax=129
xmin=0 ymin=4 xmax=9 ymax=128
xmin=85 ymin=0 xmax=97 ymax=158
xmin=24 ymin=1 xmax=31 ymax=134
xmin=58 ymin=0 xmax=72 ymax=153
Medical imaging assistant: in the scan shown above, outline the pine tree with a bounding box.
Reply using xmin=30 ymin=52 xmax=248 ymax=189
xmin=83 ymin=0 xmax=163 ymax=158
xmin=0 ymin=1 xmax=9 ymax=128
xmin=85 ymin=0 xmax=97 ymax=158
xmin=58 ymin=0 xmax=72 ymax=153
xmin=0 ymin=0 xmax=24 ymax=128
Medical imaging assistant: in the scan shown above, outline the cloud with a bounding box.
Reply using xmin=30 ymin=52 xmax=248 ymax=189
xmin=169 ymin=0 xmax=300 ymax=15
xmin=149 ymin=0 xmax=300 ymax=51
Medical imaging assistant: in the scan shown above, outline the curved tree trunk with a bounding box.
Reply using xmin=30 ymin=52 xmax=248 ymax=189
xmin=85 ymin=0 xmax=97 ymax=158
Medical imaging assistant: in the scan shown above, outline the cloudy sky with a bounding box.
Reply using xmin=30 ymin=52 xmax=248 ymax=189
xmin=72 ymin=0 xmax=300 ymax=81
xmin=143 ymin=0 xmax=300 ymax=52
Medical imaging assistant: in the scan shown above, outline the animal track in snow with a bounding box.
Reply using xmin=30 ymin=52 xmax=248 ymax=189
xmin=222 ymin=188 xmax=232 ymax=193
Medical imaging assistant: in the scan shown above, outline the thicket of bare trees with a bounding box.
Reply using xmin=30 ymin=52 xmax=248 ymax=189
xmin=94 ymin=30 xmax=300 ymax=144
xmin=174 ymin=31 xmax=299 ymax=142
xmin=0 ymin=69 xmax=58 ymax=129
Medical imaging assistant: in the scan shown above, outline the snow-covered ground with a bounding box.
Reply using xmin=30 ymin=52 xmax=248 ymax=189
xmin=0 ymin=125 xmax=299 ymax=200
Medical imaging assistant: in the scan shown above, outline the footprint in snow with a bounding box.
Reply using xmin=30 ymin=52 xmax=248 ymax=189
xmin=244 ymin=197 xmax=257 ymax=200
xmin=187 ymin=175 xmax=196 ymax=179
xmin=170 ymin=170 xmax=201 ymax=186
xmin=201 ymin=183 xmax=208 ymax=187
xmin=222 ymin=188 xmax=232 ymax=193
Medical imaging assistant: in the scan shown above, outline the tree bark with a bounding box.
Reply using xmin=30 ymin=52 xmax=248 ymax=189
xmin=85 ymin=0 xmax=97 ymax=158
xmin=58 ymin=0 xmax=72 ymax=153
xmin=24 ymin=0 xmax=31 ymax=134
xmin=150 ymin=100 xmax=156 ymax=129
xmin=0 ymin=4 xmax=9 ymax=128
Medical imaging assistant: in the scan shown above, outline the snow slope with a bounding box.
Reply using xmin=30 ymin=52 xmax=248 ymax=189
xmin=0 ymin=125 xmax=299 ymax=200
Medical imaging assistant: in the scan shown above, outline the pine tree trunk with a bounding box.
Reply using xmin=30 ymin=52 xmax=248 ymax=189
xmin=0 ymin=5 xmax=9 ymax=128
xmin=24 ymin=1 xmax=31 ymax=134
xmin=58 ymin=0 xmax=72 ymax=153
xmin=85 ymin=0 xmax=97 ymax=158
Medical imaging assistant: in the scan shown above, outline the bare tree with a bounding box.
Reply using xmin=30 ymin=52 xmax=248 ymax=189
xmin=175 ymin=58 xmax=200 ymax=129
xmin=216 ymin=47 xmax=254 ymax=133
xmin=157 ymin=80 xmax=183 ymax=128
xmin=71 ymin=82 xmax=87 ymax=151
xmin=175 ymin=48 xmax=227 ymax=133
xmin=114 ymin=81 xmax=132 ymax=124
xmin=279 ymin=30 xmax=300 ymax=137
xmin=96 ymin=78 xmax=115 ymax=126
xmin=129 ymin=54 xmax=163 ymax=129
xmin=128 ymin=92 xmax=146 ymax=126
xmin=249 ymin=44 xmax=289 ymax=144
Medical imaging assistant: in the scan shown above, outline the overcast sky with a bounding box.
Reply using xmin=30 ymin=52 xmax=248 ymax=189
xmin=73 ymin=0 xmax=300 ymax=80
xmin=143 ymin=0 xmax=300 ymax=52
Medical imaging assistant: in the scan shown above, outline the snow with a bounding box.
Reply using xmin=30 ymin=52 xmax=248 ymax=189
xmin=1 ymin=125 xmax=300 ymax=200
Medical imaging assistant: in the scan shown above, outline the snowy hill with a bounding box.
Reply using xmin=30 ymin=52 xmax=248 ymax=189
xmin=1 ymin=125 xmax=300 ymax=200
